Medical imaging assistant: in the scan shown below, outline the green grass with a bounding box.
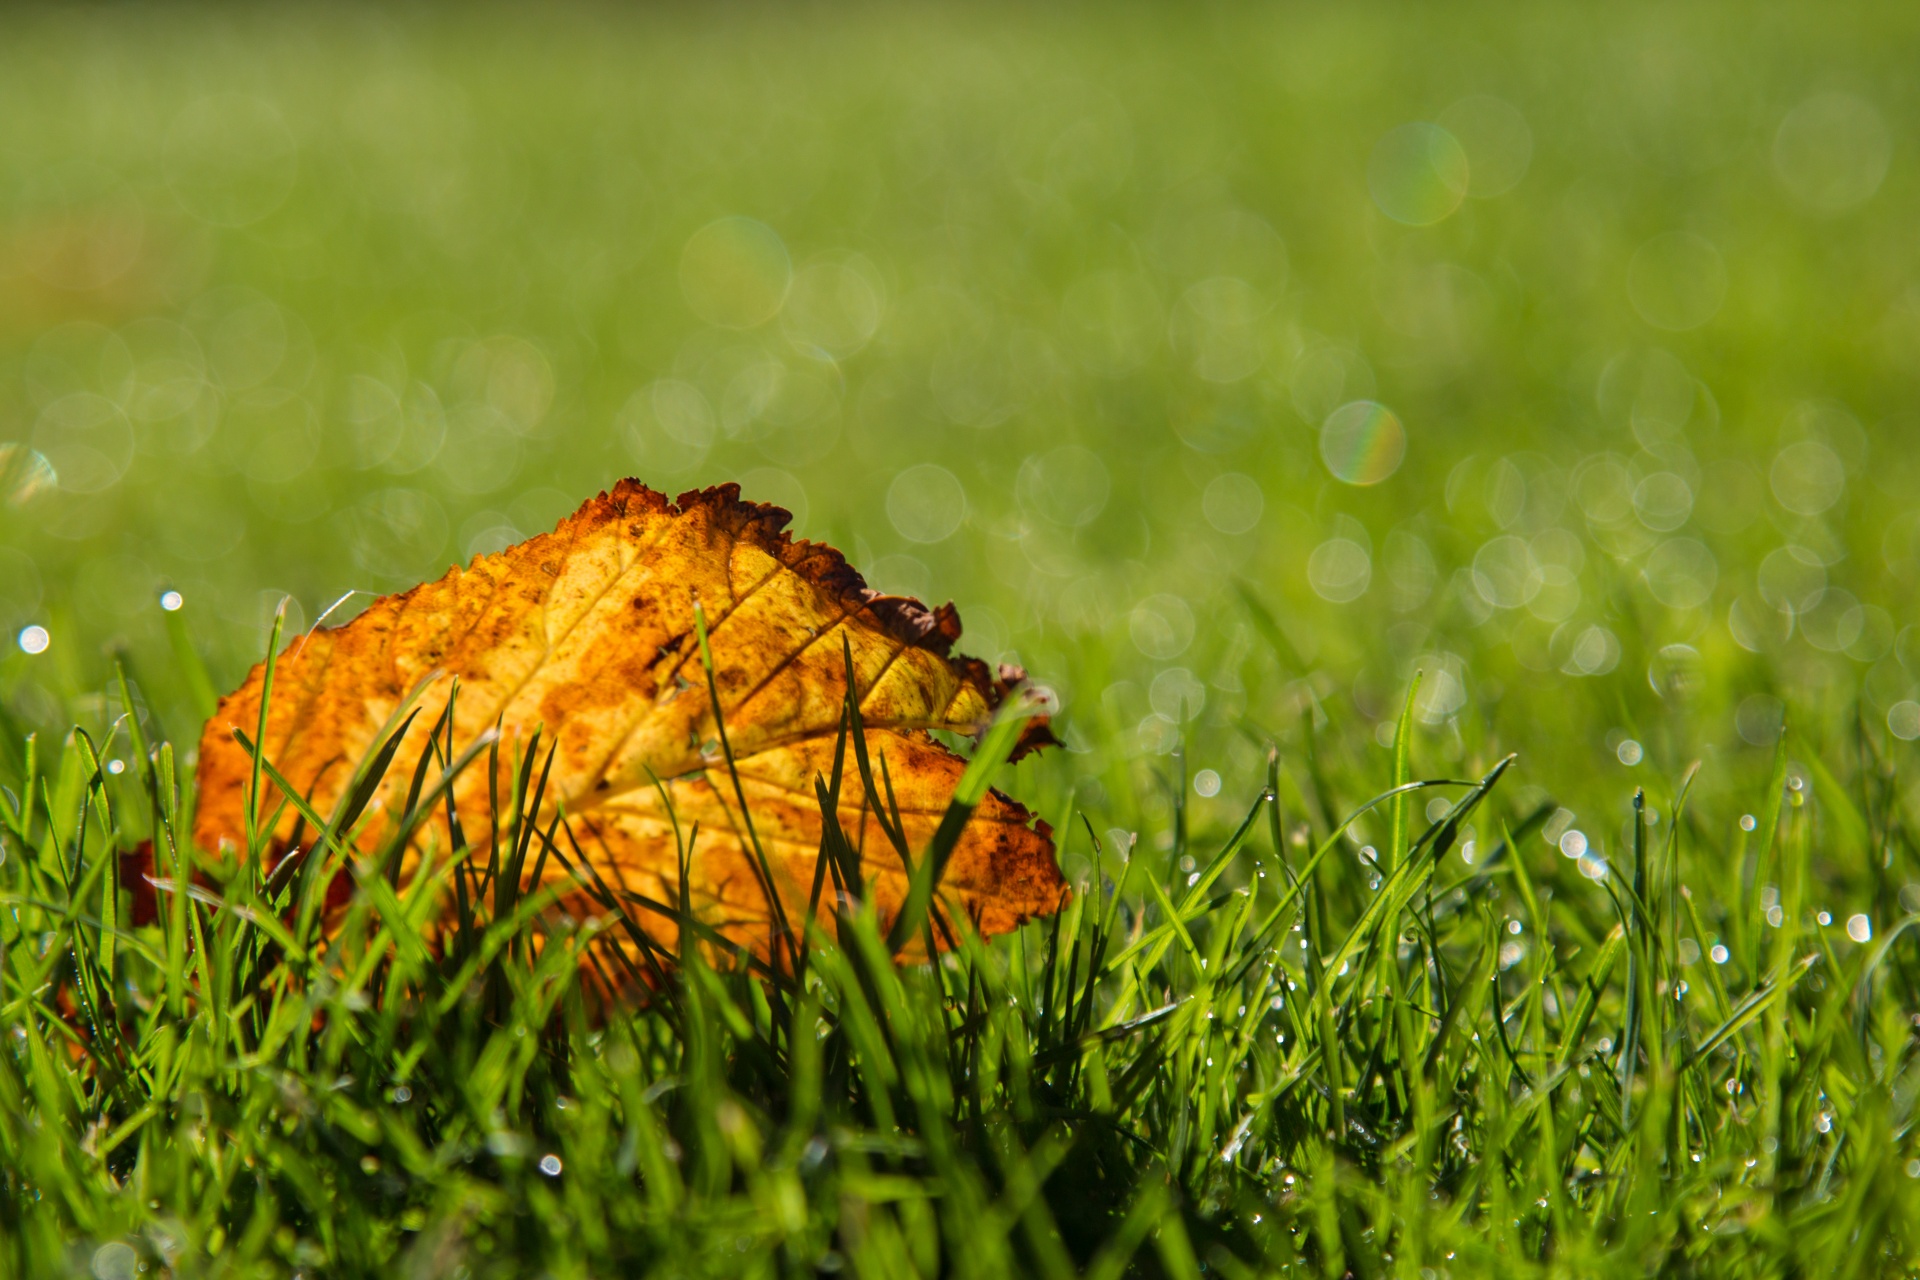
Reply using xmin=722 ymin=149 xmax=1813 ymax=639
xmin=4 ymin=0 xmax=1920 ymax=1274
xmin=6 ymin=615 xmax=1920 ymax=1276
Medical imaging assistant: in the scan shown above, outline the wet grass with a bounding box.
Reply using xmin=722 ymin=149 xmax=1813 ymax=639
xmin=4 ymin=1 xmax=1920 ymax=1274
xmin=3 ymin=614 xmax=1919 ymax=1278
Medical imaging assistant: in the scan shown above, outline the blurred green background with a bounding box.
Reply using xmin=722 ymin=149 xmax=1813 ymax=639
xmin=1 ymin=2 xmax=1915 ymax=868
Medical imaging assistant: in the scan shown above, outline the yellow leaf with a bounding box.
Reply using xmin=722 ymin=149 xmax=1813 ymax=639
xmin=193 ymin=480 xmax=1066 ymax=967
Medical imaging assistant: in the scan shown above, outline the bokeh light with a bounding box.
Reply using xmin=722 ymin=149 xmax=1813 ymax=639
xmin=1319 ymin=401 xmax=1406 ymax=485
xmin=1308 ymin=538 xmax=1371 ymax=603
xmin=1201 ymin=473 xmax=1263 ymax=535
xmin=679 ymin=217 xmax=793 ymax=330
xmin=782 ymin=256 xmax=884 ymax=358
xmin=1627 ymin=232 xmax=1727 ymax=331
xmin=0 ymin=443 xmax=55 ymax=504
xmin=886 ymin=463 xmax=966 ymax=544
xmin=618 ymin=380 xmax=716 ymax=476
xmin=164 ymin=95 xmax=299 ymax=228
xmin=1437 ymin=96 xmax=1532 ymax=198
xmin=1644 ymin=539 xmax=1718 ymax=610
xmin=1018 ymin=446 xmax=1110 ymax=528
xmin=1774 ymin=92 xmax=1891 ymax=213
xmin=1367 ymin=123 xmax=1470 ymax=226
xmin=1770 ymin=440 xmax=1846 ymax=515
xmin=1129 ymin=595 xmax=1194 ymax=660
xmin=1472 ymin=536 xmax=1541 ymax=609
xmin=1170 ymin=277 xmax=1271 ymax=383
xmin=0 ymin=1 xmax=1901 ymax=871
xmin=1059 ymin=270 xmax=1162 ymax=377
xmin=33 ymin=393 xmax=133 ymax=493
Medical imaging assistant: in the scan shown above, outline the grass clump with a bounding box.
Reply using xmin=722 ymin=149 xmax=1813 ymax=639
xmin=4 ymin=628 xmax=1920 ymax=1279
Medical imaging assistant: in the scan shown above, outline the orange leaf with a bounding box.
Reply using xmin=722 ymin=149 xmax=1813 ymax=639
xmin=192 ymin=480 xmax=1067 ymax=967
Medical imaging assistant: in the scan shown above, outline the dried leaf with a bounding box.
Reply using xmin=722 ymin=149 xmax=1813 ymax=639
xmin=192 ymin=480 xmax=1067 ymax=963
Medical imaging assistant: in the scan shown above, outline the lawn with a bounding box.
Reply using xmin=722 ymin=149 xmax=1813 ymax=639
xmin=3 ymin=2 xmax=1920 ymax=1275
